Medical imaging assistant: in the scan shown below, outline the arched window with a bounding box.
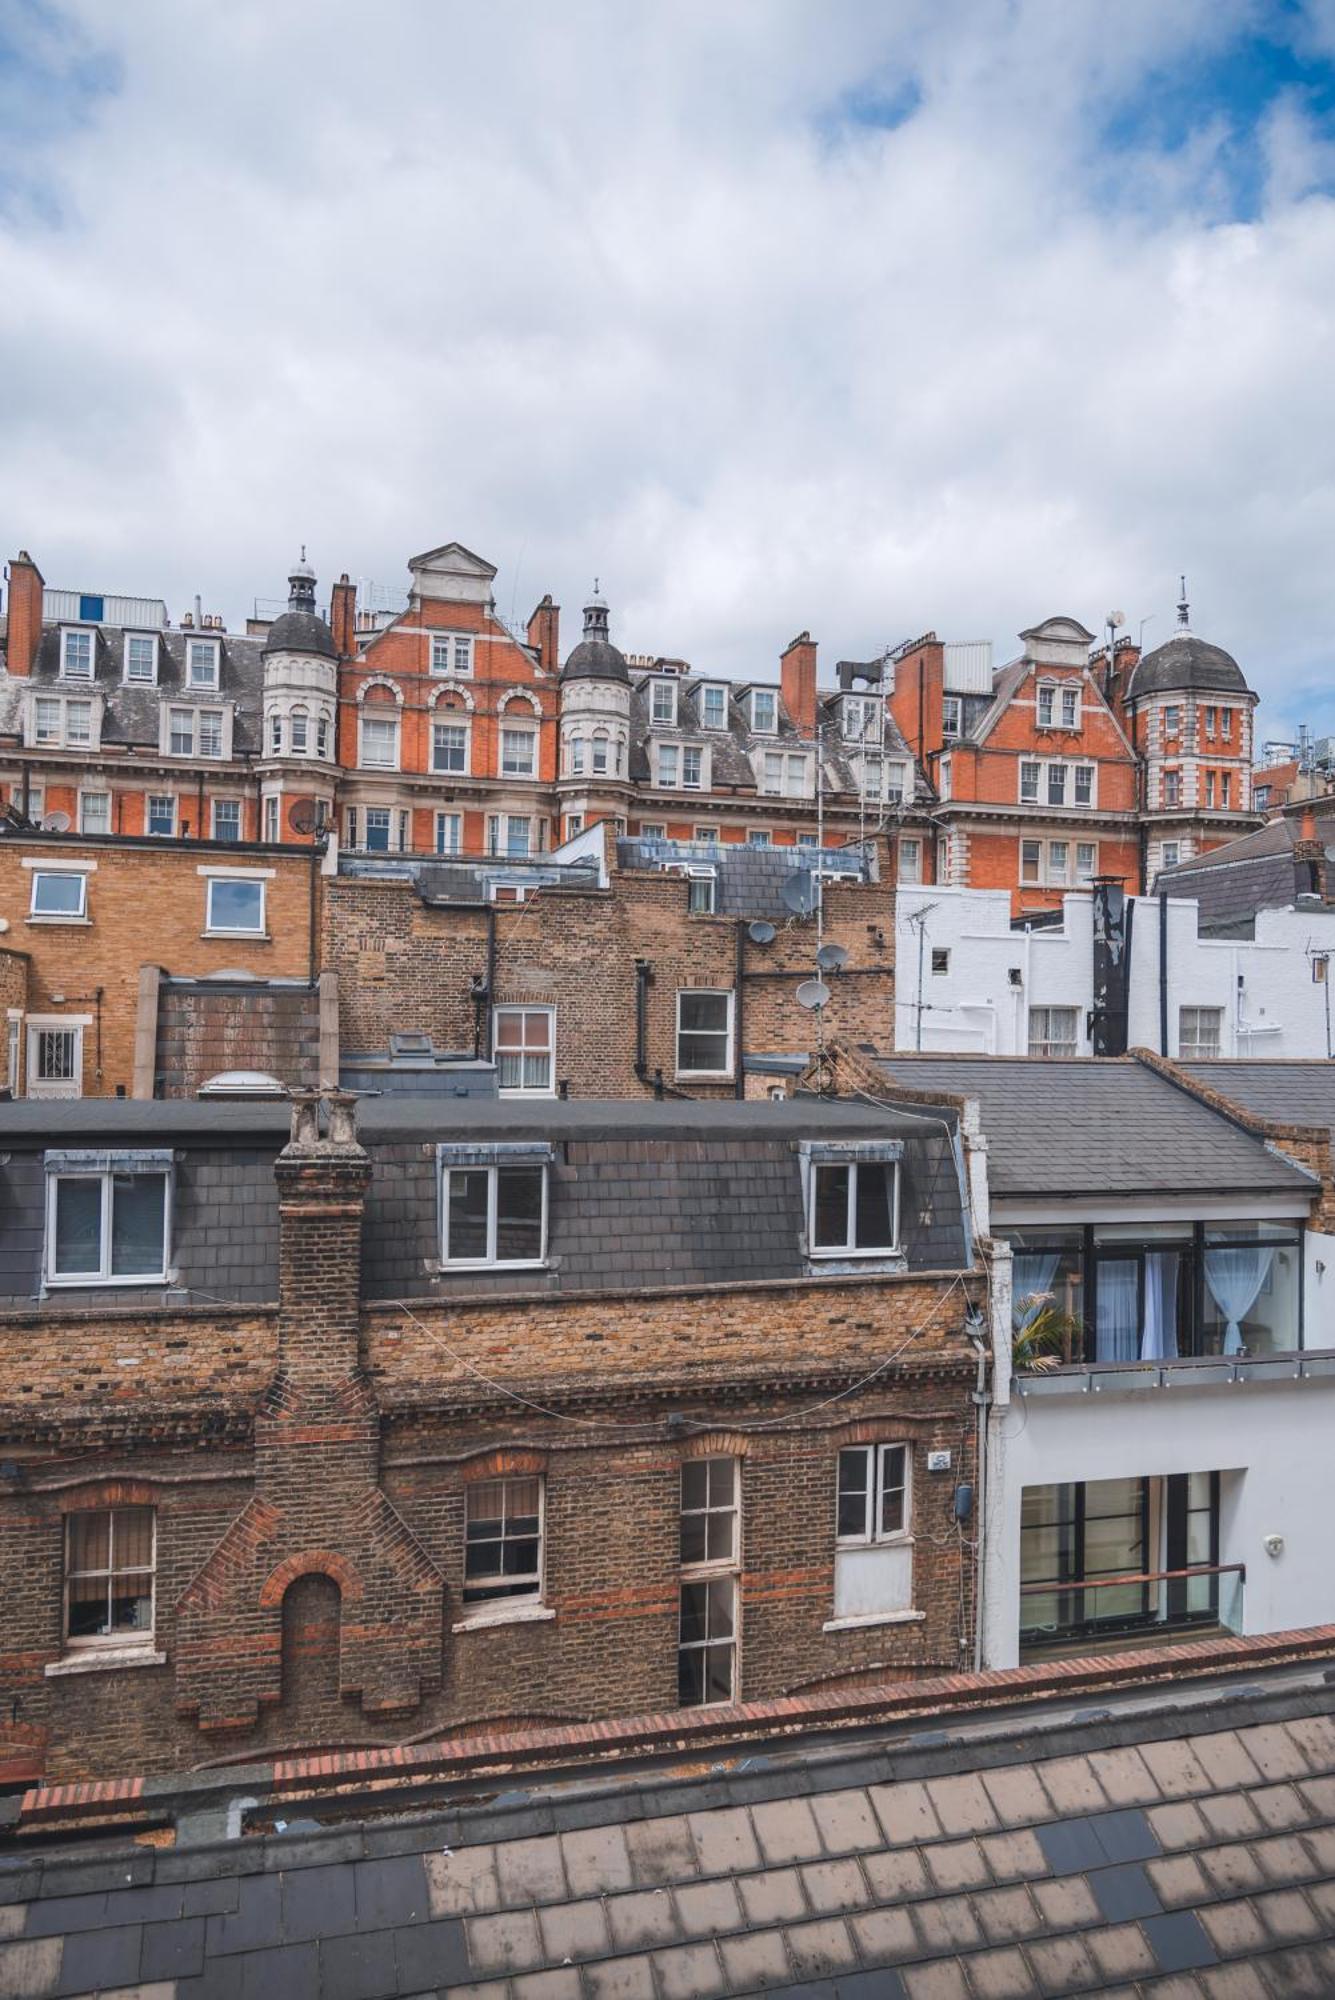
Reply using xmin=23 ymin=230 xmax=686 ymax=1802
xmin=316 ymin=716 xmax=330 ymax=759
xmin=290 ymin=707 xmax=309 ymax=754
xmin=268 ymin=712 xmax=282 ymax=755
xmin=592 ymin=731 xmax=609 ymax=774
xmin=571 ymin=738 xmax=585 ymax=776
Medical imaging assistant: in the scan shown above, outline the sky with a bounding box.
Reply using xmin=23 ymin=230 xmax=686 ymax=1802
xmin=2 ymin=1 xmax=1335 ymax=750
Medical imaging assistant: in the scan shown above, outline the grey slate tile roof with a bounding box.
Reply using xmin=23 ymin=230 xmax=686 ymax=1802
xmin=1152 ymin=820 xmax=1310 ymax=934
xmin=1179 ymin=1059 xmax=1335 ymax=1137
xmin=0 ymin=621 xmax=265 ymax=754
xmin=874 ymin=1054 xmax=1318 ymax=1202
xmin=6 ymin=1663 xmax=1333 ymax=1996
xmin=616 ymin=835 xmax=874 ymax=920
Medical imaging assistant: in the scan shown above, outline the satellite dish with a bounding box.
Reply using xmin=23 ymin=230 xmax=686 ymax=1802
xmin=1108 ymin=609 xmax=1126 ymax=628
xmin=781 ymin=871 xmax=819 ymax=917
xmin=795 ymin=978 xmax=831 ymax=1011
xmin=748 ymin=920 xmax=776 ymax=945
xmin=42 ymin=811 xmax=71 ymax=832
xmin=288 ymin=798 xmax=320 ymax=836
xmin=816 ymin=942 xmax=849 ymax=973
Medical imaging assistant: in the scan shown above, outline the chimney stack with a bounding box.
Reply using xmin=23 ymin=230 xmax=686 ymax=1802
xmin=274 ymin=1089 xmax=371 ymax=1388
xmin=4 ymin=551 xmax=44 ymax=678
xmin=781 ymin=630 xmax=818 ymax=738
xmin=330 ymin=572 xmax=357 ymax=657
xmin=526 ymin=594 xmax=560 ymax=674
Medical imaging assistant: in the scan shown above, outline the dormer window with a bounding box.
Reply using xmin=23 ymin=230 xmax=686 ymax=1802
xmin=942 ymin=695 xmax=962 ymax=738
xmin=187 ymin=638 xmax=220 ymax=689
xmin=700 ymin=684 xmax=728 ymax=730
xmin=430 ymin=633 xmax=473 ymax=676
xmin=650 ymin=679 xmax=678 ymax=727
xmin=60 ymin=628 xmax=95 ymax=680
xmin=123 ymin=633 xmax=158 ymax=684
xmin=749 ymin=689 xmax=777 ymax=733
xmin=841 ymin=695 xmax=877 ymax=743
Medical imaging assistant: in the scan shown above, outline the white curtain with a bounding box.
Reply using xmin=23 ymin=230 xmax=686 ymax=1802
xmin=1205 ymin=1246 xmax=1274 ymax=1355
xmin=1012 ymin=1252 xmax=1061 ymax=1332
xmin=1142 ymin=1251 xmax=1179 ymax=1361
xmin=1096 ymin=1258 xmax=1139 ymax=1363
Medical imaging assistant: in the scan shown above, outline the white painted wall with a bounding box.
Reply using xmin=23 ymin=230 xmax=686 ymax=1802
xmin=981 ymin=1371 xmax=1335 ymax=1669
xmin=897 ymin=885 xmax=1335 ymax=1058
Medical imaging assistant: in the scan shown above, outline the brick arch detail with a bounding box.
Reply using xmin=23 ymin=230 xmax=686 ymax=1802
xmin=431 ymin=683 xmax=475 ymax=713
xmin=259 ymin=1549 xmax=365 ymax=1609
xmin=357 ymin=676 xmax=404 ymax=707
xmin=497 ymin=689 xmax=542 ymax=718
xmin=459 ymin=1447 xmax=548 ymax=1484
xmin=57 ymin=1479 xmax=158 ymax=1513
xmin=677 ymin=1431 xmax=752 ymax=1461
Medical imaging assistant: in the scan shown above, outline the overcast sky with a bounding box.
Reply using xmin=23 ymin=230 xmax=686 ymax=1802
xmin=3 ymin=1 xmax=1334 ymax=747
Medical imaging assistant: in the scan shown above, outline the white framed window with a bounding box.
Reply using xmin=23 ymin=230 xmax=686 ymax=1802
xmin=463 ymin=1477 xmax=543 ymax=1606
xmin=795 ymin=830 xmax=819 ymax=846
xmin=679 ymin=1458 xmax=739 ymax=1707
xmin=205 ymin=876 xmax=265 ymax=935
xmin=749 ymin=688 xmax=777 ymax=733
xmin=1221 ymin=772 xmax=1232 ymax=808
xmin=1029 ymin=1005 xmax=1080 ymax=1057
xmin=1180 ymin=1006 xmax=1223 ymax=1059
xmin=676 ymin=989 xmax=733 ymax=1076
xmin=430 ymin=632 xmax=473 ymax=676
xmin=435 ymin=811 xmax=462 ymax=856
xmin=1020 ymin=839 xmax=1042 ymax=886
xmin=268 ymin=712 xmax=283 ymax=755
xmin=359 ymin=712 xmax=399 ymax=770
xmin=1037 ymin=682 xmax=1055 ymax=728
xmin=898 ymin=836 xmax=922 ymax=885
xmin=591 ymin=731 xmax=609 ymax=775
xmin=167 ymin=707 xmax=224 ymax=758
xmin=655 ymin=745 xmax=679 ymax=788
xmin=432 ymin=720 xmax=469 ymax=774
xmin=363 ymin=807 xmax=392 ymax=852
xmin=61 ymin=627 xmax=95 ymax=679
xmin=1206 ymin=771 xmax=1217 ymax=808
xmin=47 ymin=1166 xmax=170 ymax=1283
xmin=441 ymin=1162 xmax=547 ymax=1267
xmin=639 ymin=822 xmax=667 ymax=838
xmin=30 ymin=871 xmax=87 ymax=920
xmin=34 ymin=696 xmax=62 ymax=745
xmin=746 ymin=828 xmax=771 ymax=846
xmin=762 ymin=752 xmax=783 ymax=794
xmin=1075 ymin=841 xmax=1097 ymax=884
xmin=494 ymin=1006 xmax=555 ymax=1095
xmin=317 ymin=716 xmax=330 ymax=759
xmin=147 ymin=794 xmax=175 ymax=837
xmin=1205 ymin=705 xmax=1217 ymax=738
xmin=937 ymin=755 xmax=952 ymax=800
xmin=487 ymin=813 xmax=531 ymax=858
xmin=1020 ymin=761 xmax=1040 ymax=804
xmin=1164 ymin=705 xmax=1181 ymax=736
xmin=687 ymin=868 xmax=716 ymax=915
xmin=169 ymin=708 xmax=194 ymax=756
xmin=1074 ymin=764 xmax=1095 ymax=807
xmin=1161 ymin=841 xmax=1180 ymax=870
xmin=263 ymin=795 xmax=280 ymax=843
xmin=79 ymin=791 xmax=110 ymax=835
xmin=808 ymin=1158 xmax=899 ymax=1257
xmin=1047 ymin=763 xmax=1067 ymax=806
xmin=569 ymin=736 xmax=585 ymax=776
xmin=564 ymin=813 xmax=584 ymax=838
xmin=885 ymin=761 xmax=907 ymax=805
xmin=841 ymin=695 xmax=877 ymax=742
xmin=1221 ymin=707 xmax=1233 ymax=740
xmin=123 ymin=633 xmax=158 ymax=684
xmin=212 ymin=799 xmax=241 ymax=842
xmin=1061 ymin=685 xmax=1079 ymax=729
xmin=650 ymin=679 xmax=678 ymax=726
xmin=64 ymin=1508 xmax=156 ymax=1649
xmin=186 ymin=637 xmax=220 ymax=688
xmin=682 ymin=745 xmax=704 ymax=789
xmin=290 ymin=708 xmax=309 ymax=754
xmin=761 ymin=752 xmax=808 ymax=797
xmin=837 ymin=1443 xmax=909 ymax=1546
xmin=27 ymin=1022 xmax=83 ymax=1097
xmin=65 ymin=699 xmax=92 ymax=747
xmin=693 ymin=824 xmax=717 ymax=843
xmin=701 ymin=684 xmax=728 ymax=730
xmin=1047 ymin=839 xmax=1070 ymax=885
xmin=942 ymin=694 xmax=962 ymax=738
xmin=1163 ymin=769 xmax=1182 ymax=807
xmin=501 ymin=726 xmax=536 ymax=778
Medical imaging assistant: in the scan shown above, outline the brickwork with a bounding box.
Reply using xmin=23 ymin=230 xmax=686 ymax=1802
xmin=0 ymin=947 xmax=28 ymax=1088
xmin=326 ymin=857 xmax=895 ymax=1095
xmin=0 ymin=834 xmax=317 ymax=1097
xmin=155 ymin=979 xmax=320 ymax=1096
xmin=0 ymin=1093 xmax=978 ymax=1782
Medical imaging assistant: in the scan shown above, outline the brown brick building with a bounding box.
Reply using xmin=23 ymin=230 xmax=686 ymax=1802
xmin=0 ymin=1088 xmax=979 ymax=1783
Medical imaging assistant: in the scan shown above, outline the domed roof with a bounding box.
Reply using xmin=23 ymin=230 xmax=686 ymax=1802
xmin=263 ymin=609 xmax=336 ymax=659
xmin=561 ymin=582 xmax=628 ymax=685
xmin=1127 ymin=585 xmax=1249 ymax=700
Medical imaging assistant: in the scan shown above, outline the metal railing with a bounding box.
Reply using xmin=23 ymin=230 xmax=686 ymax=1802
xmin=1019 ymin=1562 xmax=1244 ymax=1648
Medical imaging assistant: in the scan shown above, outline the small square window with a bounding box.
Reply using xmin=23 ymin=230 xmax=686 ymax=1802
xmin=30 ymin=871 xmax=87 ymax=919
xmin=49 ymin=1169 xmax=168 ymax=1283
xmin=930 ymin=947 xmax=949 ymax=975
xmin=494 ymin=1007 xmax=554 ymax=1095
xmin=1029 ymin=1005 xmax=1079 ymax=1057
xmin=1179 ymin=1006 xmax=1223 ymax=1059
xmin=205 ymin=877 xmax=265 ymax=934
xmin=442 ymin=1164 xmax=546 ymax=1266
xmin=810 ymin=1159 xmax=898 ymax=1256
xmin=431 ymin=633 xmax=473 ymax=675
xmin=147 ymin=794 xmax=175 ymax=837
xmin=676 ymin=989 xmax=733 ymax=1075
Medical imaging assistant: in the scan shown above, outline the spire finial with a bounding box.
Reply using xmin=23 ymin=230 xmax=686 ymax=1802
xmin=1177 ymin=575 xmax=1190 ymax=629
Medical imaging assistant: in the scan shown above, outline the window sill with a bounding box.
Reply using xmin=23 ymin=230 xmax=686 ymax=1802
xmin=452 ymin=1602 xmax=554 ymax=1635
xmin=46 ymin=1645 xmax=165 ymax=1678
xmin=26 ymin=916 xmax=90 ymax=927
xmin=823 ymin=1610 xmax=925 ymax=1634
xmin=201 ymin=931 xmax=271 ymax=942
xmin=47 ymin=1273 xmax=168 ymax=1289
xmin=808 ymin=1247 xmax=903 ymax=1261
xmin=436 ymin=1259 xmax=549 ymax=1275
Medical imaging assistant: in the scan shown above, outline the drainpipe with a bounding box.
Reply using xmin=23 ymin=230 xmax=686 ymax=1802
xmin=633 ymin=958 xmax=654 ymax=1089
xmin=307 ymin=835 xmax=322 ymax=988
xmin=484 ymin=905 xmax=496 ymax=1060
xmin=971 ymin=1330 xmax=989 ymax=1673
xmin=1159 ymin=889 xmax=1170 ymax=1055
xmin=734 ymin=921 xmax=745 ymax=1099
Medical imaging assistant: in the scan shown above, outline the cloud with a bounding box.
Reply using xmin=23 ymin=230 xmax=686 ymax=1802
xmin=2 ymin=0 xmax=1334 ymax=747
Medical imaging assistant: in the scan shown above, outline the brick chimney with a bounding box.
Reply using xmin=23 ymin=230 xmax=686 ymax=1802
xmin=4 ymin=551 xmax=44 ymax=678
xmin=273 ymin=1089 xmax=371 ymax=1387
xmin=781 ymin=630 xmax=818 ymax=737
xmin=329 ymin=572 xmax=357 ymax=657
xmin=527 ymin=594 xmax=560 ymax=674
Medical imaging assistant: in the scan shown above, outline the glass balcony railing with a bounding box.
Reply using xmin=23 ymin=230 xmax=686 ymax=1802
xmin=1019 ymin=1562 xmax=1244 ymax=1653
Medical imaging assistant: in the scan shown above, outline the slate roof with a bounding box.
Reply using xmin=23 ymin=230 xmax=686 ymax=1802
xmin=616 ymin=836 xmax=874 ymax=921
xmin=1129 ymin=631 xmax=1251 ymax=700
xmin=263 ymin=609 xmax=336 ymax=658
xmin=5 ymin=1657 xmax=1333 ymax=1996
xmin=0 ymin=621 xmax=266 ymax=755
xmin=1154 ymin=820 xmax=1306 ymax=934
xmin=873 ymin=1054 xmax=1318 ymax=1202
xmin=1179 ymin=1060 xmax=1335 ymax=1138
